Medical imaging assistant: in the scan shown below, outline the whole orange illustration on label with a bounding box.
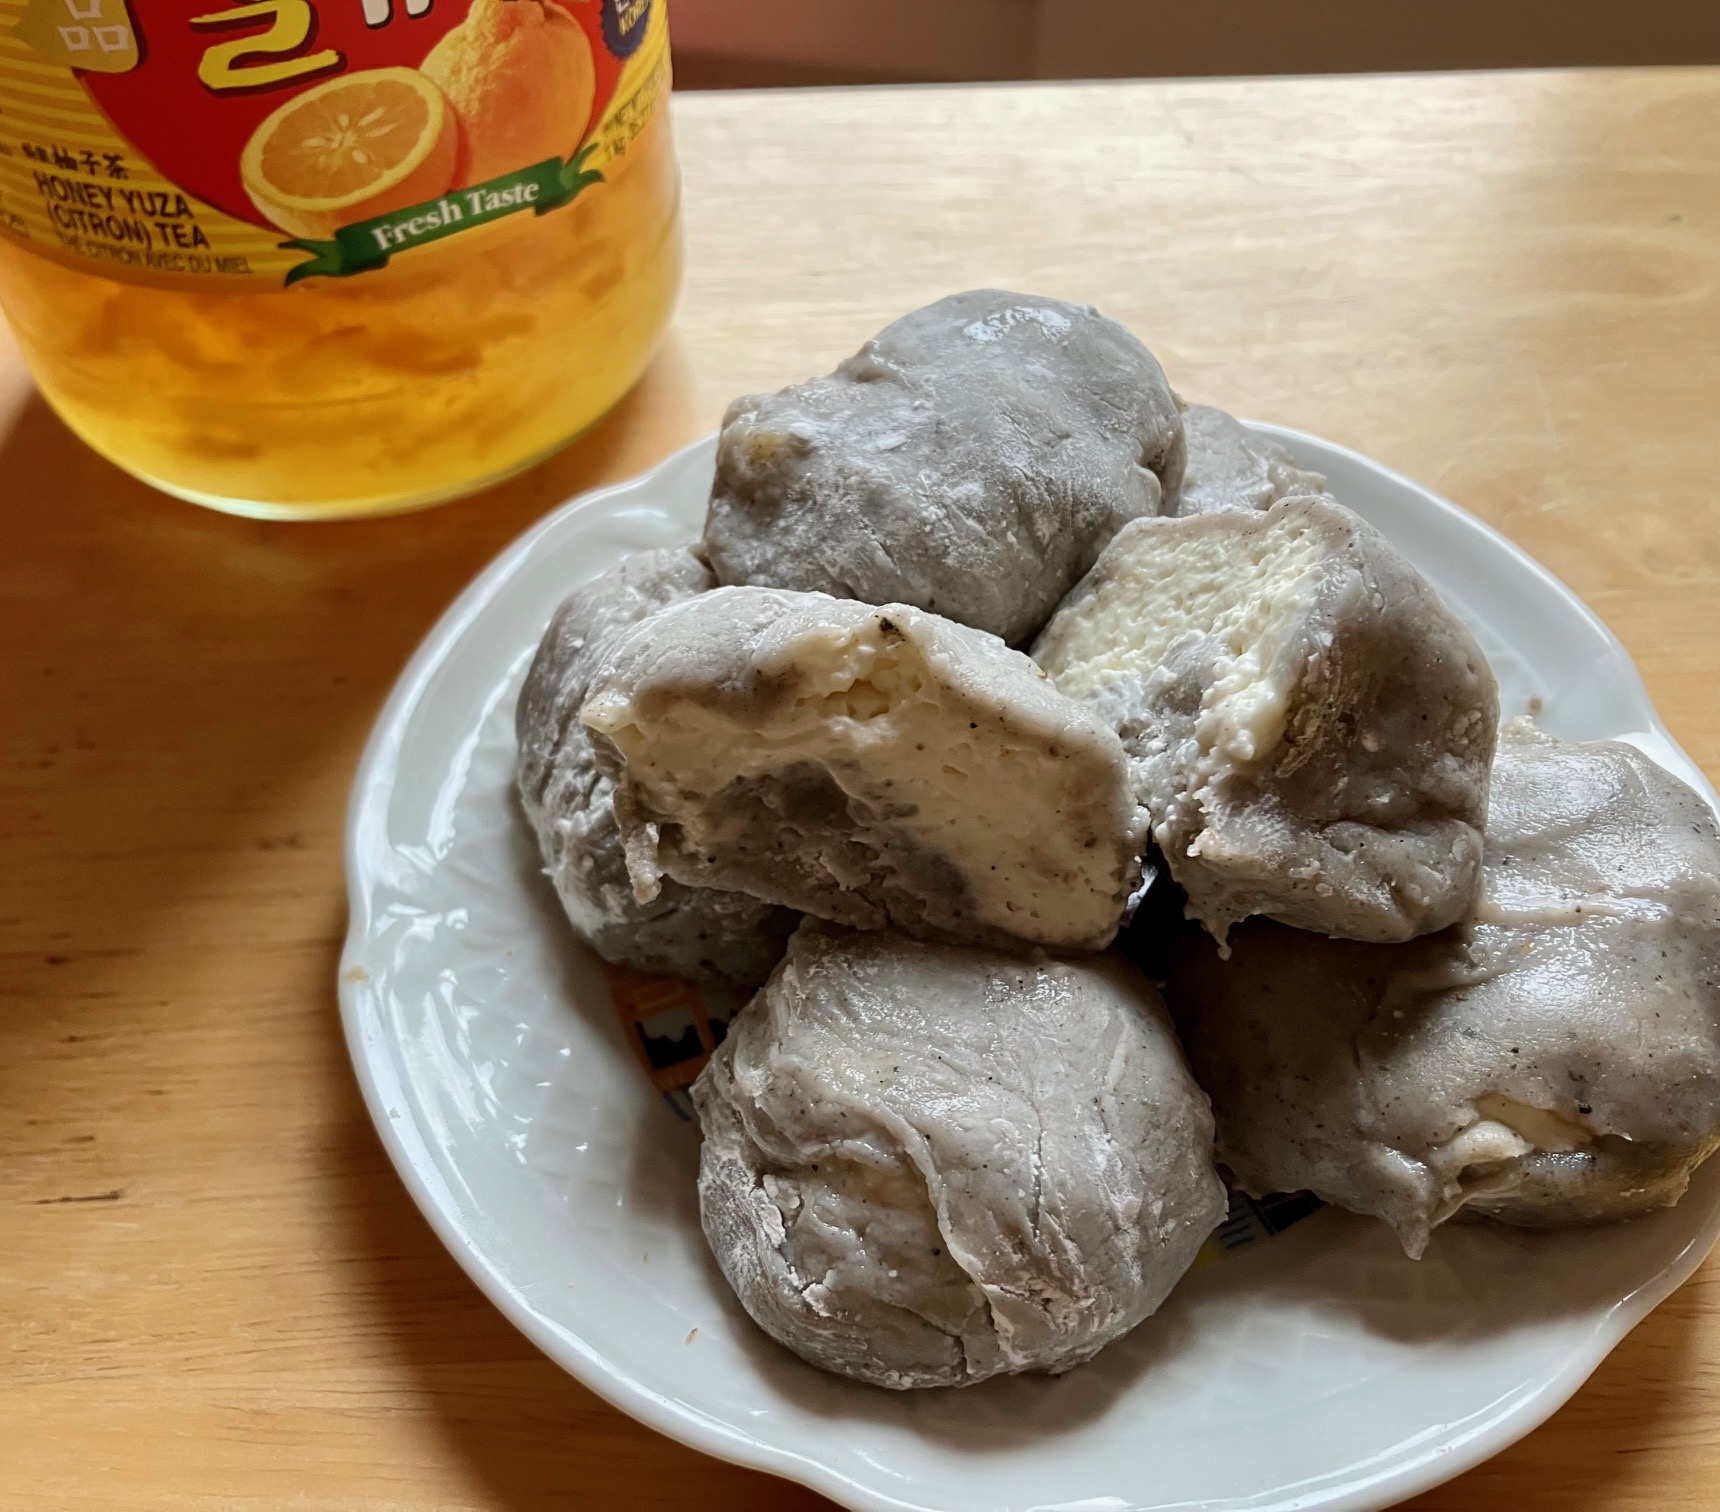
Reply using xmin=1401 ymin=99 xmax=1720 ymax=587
xmin=424 ymin=0 xmax=595 ymax=184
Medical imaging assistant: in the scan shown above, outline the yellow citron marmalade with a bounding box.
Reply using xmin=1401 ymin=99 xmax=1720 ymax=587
xmin=0 ymin=0 xmax=679 ymax=517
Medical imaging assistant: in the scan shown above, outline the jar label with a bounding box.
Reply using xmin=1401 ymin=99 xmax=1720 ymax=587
xmin=0 ymin=0 xmax=668 ymax=287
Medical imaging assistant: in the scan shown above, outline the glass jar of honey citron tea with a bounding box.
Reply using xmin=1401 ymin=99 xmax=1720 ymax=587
xmin=0 ymin=0 xmax=679 ymax=517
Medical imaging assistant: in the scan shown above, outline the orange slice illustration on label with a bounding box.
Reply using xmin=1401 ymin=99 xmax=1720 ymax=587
xmin=240 ymin=67 xmax=459 ymax=240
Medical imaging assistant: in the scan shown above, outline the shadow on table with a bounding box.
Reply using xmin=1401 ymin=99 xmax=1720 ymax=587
xmin=0 ymin=336 xmax=698 ymax=1111
xmin=0 ymin=340 xmax=835 ymax=1507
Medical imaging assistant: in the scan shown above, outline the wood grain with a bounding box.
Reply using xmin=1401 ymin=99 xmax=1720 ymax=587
xmin=3 ymin=68 xmax=1718 ymax=1512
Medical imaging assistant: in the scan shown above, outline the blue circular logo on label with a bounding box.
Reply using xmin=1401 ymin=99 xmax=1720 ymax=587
xmin=602 ymin=0 xmax=651 ymax=59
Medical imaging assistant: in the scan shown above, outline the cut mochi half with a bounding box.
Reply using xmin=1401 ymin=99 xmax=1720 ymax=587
xmin=1032 ymin=493 xmax=1497 ymax=943
xmin=580 ymin=587 xmax=1149 ymax=952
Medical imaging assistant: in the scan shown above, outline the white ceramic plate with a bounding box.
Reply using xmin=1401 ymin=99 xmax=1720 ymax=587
xmin=340 ymin=427 xmax=1720 ymax=1512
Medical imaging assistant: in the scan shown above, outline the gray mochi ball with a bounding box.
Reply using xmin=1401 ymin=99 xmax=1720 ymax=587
xmin=694 ymin=921 xmax=1226 ymax=1387
xmin=1175 ymin=403 xmax=1328 ymax=516
xmin=701 ymin=288 xmax=1186 ymax=647
xmin=1165 ymin=720 xmax=1720 ymax=1257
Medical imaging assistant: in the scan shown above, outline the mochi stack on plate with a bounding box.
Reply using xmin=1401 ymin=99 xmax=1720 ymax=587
xmin=515 ymin=291 xmax=1720 ymax=1390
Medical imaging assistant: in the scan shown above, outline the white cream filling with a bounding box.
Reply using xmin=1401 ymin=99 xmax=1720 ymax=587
xmin=1424 ymin=1095 xmax=1593 ymax=1189
xmin=1470 ymin=1093 xmax=1592 ymax=1154
xmin=1424 ymin=1118 xmax=1534 ymax=1178
xmin=1036 ymin=519 xmax=1326 ymax=771
xmin=583 ymin=619 xmax=1129 ymax=945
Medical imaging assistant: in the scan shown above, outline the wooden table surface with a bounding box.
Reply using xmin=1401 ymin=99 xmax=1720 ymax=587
xmin=5 ymin=67 xmax=1720 ymax=1512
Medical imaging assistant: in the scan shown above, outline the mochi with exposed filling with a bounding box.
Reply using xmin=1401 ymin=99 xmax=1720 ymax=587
xmin=700 ymin=289 xmax=1186 ymax=647
xmin=581 ymin=587 xmax=1148 ymax=952
xmin=1164 ymin=720 xmax=1720 ymax=1257
xmin=1175 ymin=403 xmax=1328 ymax=516
xmin=515 ymin=548 xmax=798 ymax=987
xmin=694 ymin=921 xmax=1227 ymax=1388
xmin=1032 ymin=493 xmax=1497 ymax=942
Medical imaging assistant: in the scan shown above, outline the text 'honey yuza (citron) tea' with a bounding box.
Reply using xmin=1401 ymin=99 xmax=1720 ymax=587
xmin=0 ymin=0 xmax=680 ymax=517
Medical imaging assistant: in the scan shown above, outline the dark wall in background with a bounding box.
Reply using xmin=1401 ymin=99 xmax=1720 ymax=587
xmin=672 ymin=0 xmax=1720 ymax=90
xmin=1039 ymin=0 xmax=1720 ymax=79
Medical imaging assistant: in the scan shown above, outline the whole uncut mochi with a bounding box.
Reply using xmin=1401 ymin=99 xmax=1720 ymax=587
xmin=694 ymin=922 xmax=1226 ymax=1387
xmin=1165 ymin=720 xmax=1720 ymax=1257
xmin=1034 ymin=494 xmax=1497 ymax=943
xmin=582 ymin=586 xmax=1149 ymax=952
xmin=701 ymin=289 xmax=1185 ymax=647
xmin=515 ymin=548 xmax=797 ymax=987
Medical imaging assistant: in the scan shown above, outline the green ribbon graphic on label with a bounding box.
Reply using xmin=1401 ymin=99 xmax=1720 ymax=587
xmin=281 ymin=147 xmax=604 ymax=286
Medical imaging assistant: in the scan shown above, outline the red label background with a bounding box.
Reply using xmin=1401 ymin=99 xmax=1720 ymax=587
xmin=81 ymin=0 xmax=622 ymax=228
